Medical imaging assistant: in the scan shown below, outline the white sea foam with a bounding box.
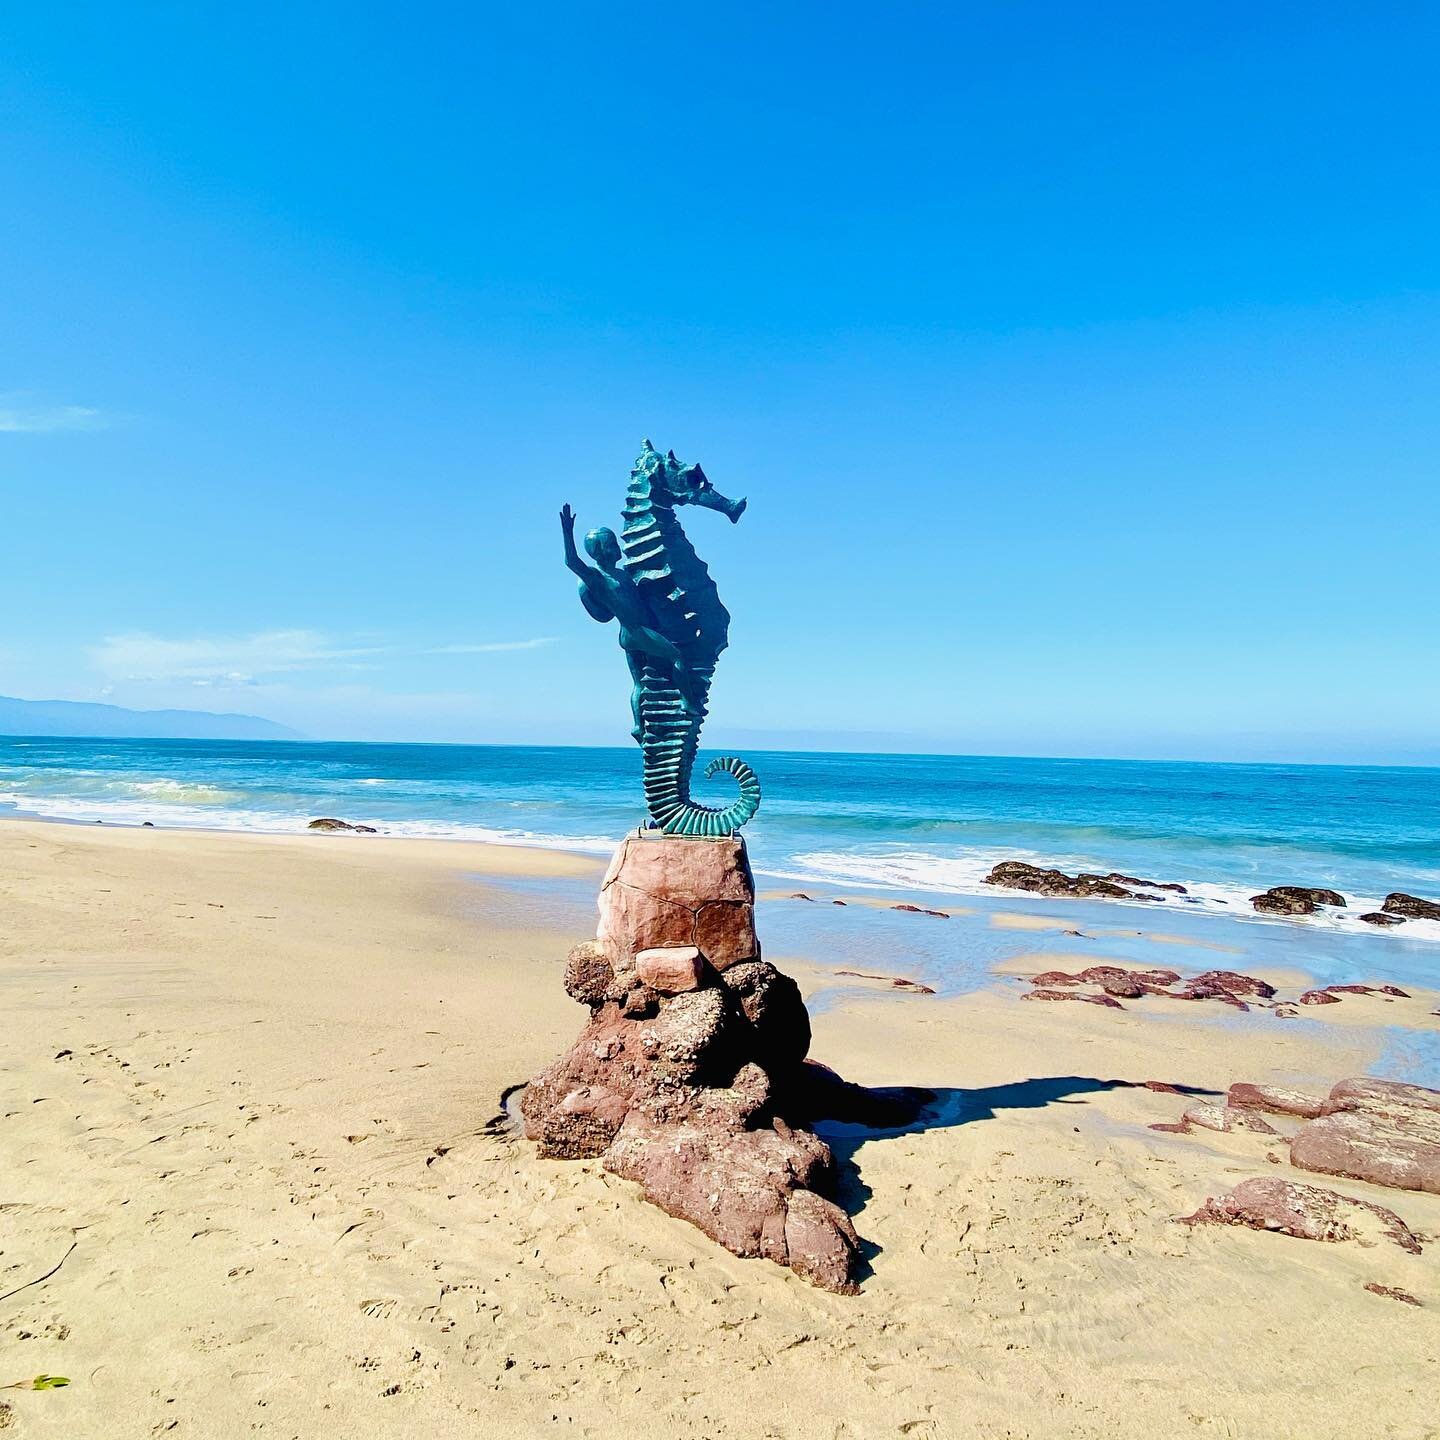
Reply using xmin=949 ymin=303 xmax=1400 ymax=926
xmin=0 ymin=788 xmax=620 ymax=855
xmin=766 ymin=847 xmax=1440 ymax=945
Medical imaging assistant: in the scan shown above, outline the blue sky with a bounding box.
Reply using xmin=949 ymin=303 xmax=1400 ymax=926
xmin=2 ymin=3 xmax=1437 ymax=761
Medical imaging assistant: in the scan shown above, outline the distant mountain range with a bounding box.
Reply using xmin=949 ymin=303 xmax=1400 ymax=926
xmin=0 ymin=694 xmax=302 ymax=741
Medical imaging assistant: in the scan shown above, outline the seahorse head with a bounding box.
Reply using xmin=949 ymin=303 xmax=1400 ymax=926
xmin=632 ymin=439 xmax=747 ymax=523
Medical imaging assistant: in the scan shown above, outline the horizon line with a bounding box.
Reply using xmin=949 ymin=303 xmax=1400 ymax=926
xmin=1 ymin=730 xmax=1437 ymax=773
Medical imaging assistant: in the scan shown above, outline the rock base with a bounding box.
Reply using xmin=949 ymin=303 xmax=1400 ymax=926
xmin=521 ymin=835 xmax=864 ymax=1294
xmin=597 ymin=832 xmax=758 ymax=971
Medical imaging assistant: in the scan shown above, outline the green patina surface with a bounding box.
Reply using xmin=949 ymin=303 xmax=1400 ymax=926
xmin=561 ymin=440 xmax=761 ymax=836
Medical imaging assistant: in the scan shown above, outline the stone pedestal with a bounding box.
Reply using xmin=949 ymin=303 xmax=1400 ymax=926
xmin=519 ymin=832 xmax=863 ymax=1294
xmin=596 ymin=832 xmax=758 ymax=974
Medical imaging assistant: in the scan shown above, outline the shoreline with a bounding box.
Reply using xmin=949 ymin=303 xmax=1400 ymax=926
xmin=3 ymin=803 xmax=1437 ymax=949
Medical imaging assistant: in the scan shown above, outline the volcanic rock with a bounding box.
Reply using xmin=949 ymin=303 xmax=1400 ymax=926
xmin=1179 ymin=1177 xmax=1421 ymax=1253
xmin=1360 ymin=911 xmax=1404 ymax=927
xmin=1381 ymin=892 xmax=1440 ymax=921
xmin=1298 ymin=989 xmax=1341 ymax=1005
xmin=524 ymin=835 xmax=859 ymax=1293
xmin=1077 ymin=871 xmax=1188 ymax=894
xmin=1250 ymin=886 xmax=1346 ymax=915
xmin=563 ymin=940 xmax=614 ymax=1007
xmin=983 ymin=861 xmax=1158 ymax=901
xmin=604 ymin=1095 xmax=859 ymax=1294
xmin=719 ymin=960 xmax=811 ymax=1078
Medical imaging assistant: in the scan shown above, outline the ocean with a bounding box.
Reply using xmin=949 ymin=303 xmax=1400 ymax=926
xmin=2 ymin=735 xmax=1438 ymax=943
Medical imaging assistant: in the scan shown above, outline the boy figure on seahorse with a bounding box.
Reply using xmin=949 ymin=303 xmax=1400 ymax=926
xmin=560 ymin=503 xmax=706 ymax=739
xmin=559 ymin=440 xmax=761 ymax=838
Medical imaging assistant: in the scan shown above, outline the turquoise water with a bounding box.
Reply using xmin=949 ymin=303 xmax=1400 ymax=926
xmin=2 ymin=737 xmax=1438 ymax=950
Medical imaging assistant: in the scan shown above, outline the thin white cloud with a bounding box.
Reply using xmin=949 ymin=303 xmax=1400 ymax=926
xmin=0 ymin=395 xmax=106 ymax=433
xmin=425 ymin=638 xmax=558 ymax=654
xmin=91 ymin=630 xmax=382 ymax=685
xmin=90 ymin=630 xmax=559 ymax=685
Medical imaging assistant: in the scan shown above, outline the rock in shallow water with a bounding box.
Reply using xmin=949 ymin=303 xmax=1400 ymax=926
xmin=1250 ymin=885 xmax=1347 ymax=915
xmin=1381 ymin=891 xmax=1440 ymax=921
xmin=984 ymin=860 xmax=1160 ymax=901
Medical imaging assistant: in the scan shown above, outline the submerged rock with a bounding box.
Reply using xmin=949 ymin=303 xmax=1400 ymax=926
xmin=1298 ymin=983 xmax=1411 ymax=1006
xmin=1322 ymin=983 xmax=1410 ymax=999
xmin=1022 ymin=965 xmax=1274 ymax=1010
xmin=835 ymin=969 xmax=937 ymax=994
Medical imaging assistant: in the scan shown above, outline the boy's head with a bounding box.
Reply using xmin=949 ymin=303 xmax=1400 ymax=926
xmin=584 ymin=526 xmax=622 ymax=571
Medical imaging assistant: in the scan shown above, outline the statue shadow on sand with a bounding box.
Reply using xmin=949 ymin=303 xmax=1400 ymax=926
xmin=797 ymin=1067 xmax=1222 ymax=1281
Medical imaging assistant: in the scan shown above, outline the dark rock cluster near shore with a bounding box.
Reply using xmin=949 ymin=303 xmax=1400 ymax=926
xmin=1250 ymin=885 xmax=1345 ymax=915
xmin=982 ymin=860 xmax=1440 ymax=928
xmin=983 ymin=860 xmax=1184 ymax=902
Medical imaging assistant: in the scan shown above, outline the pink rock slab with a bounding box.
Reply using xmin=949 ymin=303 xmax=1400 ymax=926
xmin=1180 ymin=1177 xmax=1421 ymax=1254
xmin=597 ymin=833 xmax=758 ymax=972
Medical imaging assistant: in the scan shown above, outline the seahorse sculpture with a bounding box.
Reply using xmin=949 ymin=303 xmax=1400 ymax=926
xmin=561 ymin=440 xmax=761 ymax=836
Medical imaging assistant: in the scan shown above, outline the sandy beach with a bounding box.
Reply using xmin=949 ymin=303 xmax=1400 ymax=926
xmin=2 ymin=819 xmax=1437 ymax=1439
